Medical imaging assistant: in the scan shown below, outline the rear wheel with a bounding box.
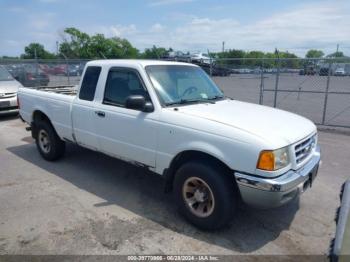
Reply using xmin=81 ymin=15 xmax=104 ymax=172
xmin=35 ymin=121 xmax=65 ymax=161
xmin=174 ymin=161 xmax=237 ymax=230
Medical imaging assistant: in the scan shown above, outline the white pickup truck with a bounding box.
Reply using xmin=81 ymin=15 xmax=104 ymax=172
xmin=18 ymin=60 xmax=321 ymax=229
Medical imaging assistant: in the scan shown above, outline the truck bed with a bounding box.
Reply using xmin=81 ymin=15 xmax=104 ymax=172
xmin=19 ymin=85 xmax=78 ymax=142
xmin=33 ymin=85 xmax=78 ymax=96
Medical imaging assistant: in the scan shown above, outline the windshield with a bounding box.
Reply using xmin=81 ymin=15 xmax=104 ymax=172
xmin=0 ymin=66 xmax=13 ymax=81
xmin=145 ymin=65 xmax=224 ymax=106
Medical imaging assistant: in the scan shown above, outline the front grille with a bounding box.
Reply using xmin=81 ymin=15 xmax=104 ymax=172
xmin=295 ymin=135 xmax=316 ymax=164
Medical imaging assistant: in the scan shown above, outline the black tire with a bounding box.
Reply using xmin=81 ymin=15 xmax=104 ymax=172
xmin=173 ymin=161 xmax=237 ymax=230
xmin=35 ymin=120 xmax=65 ymax=161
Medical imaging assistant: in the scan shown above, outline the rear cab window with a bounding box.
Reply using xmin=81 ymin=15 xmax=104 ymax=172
xmin=79 ymin=66 xmax=101 ymax=101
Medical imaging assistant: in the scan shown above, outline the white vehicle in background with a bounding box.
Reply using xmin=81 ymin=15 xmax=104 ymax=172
xmin=334 ymin=67 xmax=347 ymax=76
xmin=166 ymin=51 xmax=191 ymax=63
xmin=18 ymin=60 xmax=321 ymax=230
xmin=191 ymin=52 xmax=212 ymax=65
xmin=0 ymin=66 xmax=23 ymax=115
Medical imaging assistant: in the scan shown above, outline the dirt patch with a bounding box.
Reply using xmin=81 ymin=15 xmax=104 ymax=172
xmin=90 ymin=216 xmax=157 ymax=251
xmin=0 ymin=182 xmax=17 ymax=188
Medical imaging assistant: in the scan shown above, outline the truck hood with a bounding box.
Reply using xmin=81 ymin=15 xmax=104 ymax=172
xmin=173 ymin=99 xmax=316 ymax=147
xmin=0 ymin=80 xmax=21 ymax=93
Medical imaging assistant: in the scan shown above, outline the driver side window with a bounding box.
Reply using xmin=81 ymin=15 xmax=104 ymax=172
xmin=103 ymin=68 xmax=150 ymax=108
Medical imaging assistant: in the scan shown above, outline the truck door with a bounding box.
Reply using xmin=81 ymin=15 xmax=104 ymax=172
xmin=71 ymin=66 xmax=101 ymax=150
xmin=93 ymin=67 xmax=158 ymax=168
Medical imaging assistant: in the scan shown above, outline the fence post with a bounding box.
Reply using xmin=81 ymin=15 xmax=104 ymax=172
xmin=207 ymin=49 xmax=213 ymax=77
xmin=61 ymin=53 xmax=70 ymax=85
xmin=273 ymin=58 xmax=280 ymax=107
xmin=66 ymin=59 xmax=70 ymax=85
xmin=259 ymin=58 xmax=264 ymax=105
xmin=322 ymin=60 xmax=332 ymax=125
xmin=35 ymin=50 xmax=39 ymax=88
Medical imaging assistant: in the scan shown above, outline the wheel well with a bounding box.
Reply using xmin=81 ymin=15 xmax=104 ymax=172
xmin=33 ymin=110 xmax=51 ymax=123
xmin=31 ymin=110 xmax=52 ymax=139
xmin=164 ymin=150 xmax=234 ymax=192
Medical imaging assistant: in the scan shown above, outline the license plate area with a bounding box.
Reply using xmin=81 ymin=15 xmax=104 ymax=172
xmin=309 ymin=164 xmax=319 ymax=187
xmin=299 ymin=163 xmax=319 ymax=194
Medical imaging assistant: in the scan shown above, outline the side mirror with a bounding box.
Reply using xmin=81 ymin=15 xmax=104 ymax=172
xmin=125 ymin=95 xmax=154 ymax=112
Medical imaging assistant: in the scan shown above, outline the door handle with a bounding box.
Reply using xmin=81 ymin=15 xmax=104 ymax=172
xmin=95 ymin=111 xmax=105 ymax=117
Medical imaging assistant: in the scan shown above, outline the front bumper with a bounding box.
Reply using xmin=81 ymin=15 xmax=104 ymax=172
xmin=0 ymin=95 xmax=18 ymax=115
xmin=235 ymin=146 xmax=321 ymax=208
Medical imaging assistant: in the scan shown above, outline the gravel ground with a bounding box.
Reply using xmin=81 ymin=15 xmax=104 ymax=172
xmin=0 ymin=115 xmax=349 ymax=256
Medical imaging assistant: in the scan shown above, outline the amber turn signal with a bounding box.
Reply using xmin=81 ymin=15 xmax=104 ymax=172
xmin=257 ymin=150 xmax=275 ymax=171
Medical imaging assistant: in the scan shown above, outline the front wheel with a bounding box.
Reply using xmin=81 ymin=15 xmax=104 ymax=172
xmin=173 ymin=161 xmax=237 ymax=230
xmin=35 ymin=121 xmax=65 ymax=161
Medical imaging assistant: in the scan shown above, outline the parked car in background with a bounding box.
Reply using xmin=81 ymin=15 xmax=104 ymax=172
xmin=39 ymin=64 xmax=52 ymax=74
xmin=12 ymin=64 xmax=49 ymax=87
xmin=50 ymin=64 xmax=67 ymax=75
xmin=78 ymin=62 xmax=86 ymax=75
xmin=191 ymin=52 xmax=212 ymax=65
xmin=334 ymin=67 xmax=346 ymax=76
xmin=5 ymin=64 xmax=22 ymax=76
xmin=199 ymin=63 xmax=231 ymax=76
xmin=319 ymin=67 xmax=331 ymax=76
xmin=0 ymin=66 xmax=23 ymax=115
xmin=299 ymin=66 xmax=316 ymax=76
xmin=237 ymin=68 xmax=253 ymax=74
xmin=65 ymin=64 xmax=81 ymax=76
xmin=165 ymin=51 xmax=191 ymax=63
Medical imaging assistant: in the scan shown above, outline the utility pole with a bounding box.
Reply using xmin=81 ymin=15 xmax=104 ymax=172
xmin=34 ymin=48 xmax=39 ymax=87
xmin=56 ymin=41 xmax=58 ymax=55
xmin=336 ymin=44 xmax=339 ymax=53
xmin=222 ymin=41 xmax=225 ymax=53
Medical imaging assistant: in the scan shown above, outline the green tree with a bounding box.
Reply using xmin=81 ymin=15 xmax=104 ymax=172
xmin=141 ymin=45 xmax=169 ymax=59
xmin=244 ymin=51 xmax=265 ymax=67
xmin=21 ymin=43 xmax=56 ymax=59
xmin=215 ymin=49 xmax=246 ymax=67
xmin=327 ymin=51 xmax=345 ymax=58
xmin=59 ymin=27 xmax=139 ymax=59
xmin=279 ymin=51 xmax=300 ymax=68
xmin=305 ymin=49 xmax=324 ymax=58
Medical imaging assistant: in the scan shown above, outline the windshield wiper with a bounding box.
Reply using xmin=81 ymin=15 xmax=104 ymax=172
xmin=207 ymin=95 xmax=224 ymax=100
xmin=166 ymin=99 xmax=200 ymax=106
xmin=166 ymin=98 xmax=215 ymax=106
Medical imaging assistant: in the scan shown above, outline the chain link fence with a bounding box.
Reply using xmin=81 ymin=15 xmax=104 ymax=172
xmin=1 ymin=58 xmax=89 ymax=88
xmin=1 ymin=57 xmax=350 ymax=128
xmin=210 ymin=58 xmax=350 ymax=128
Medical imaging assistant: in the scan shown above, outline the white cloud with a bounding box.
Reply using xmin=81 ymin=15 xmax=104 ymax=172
xmin=109 ymin=24 xmax=137 ymax=37
xmin=150 ymin=23 xmax=166 ymax=33
xmin=28 ymin=12 xmax=56 ymax=30
xmin=5 ymin=40 xmax=21 ymax=47
xmin=149 ymin=0 xmax=196 ymax=7
xmin=131 ymin=2 xmax=350 ymax=55
xmin=3 ymin=1 xmax=349 ymax=56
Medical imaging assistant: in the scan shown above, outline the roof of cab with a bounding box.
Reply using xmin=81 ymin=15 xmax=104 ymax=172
xmin=86 ymin=59 xmax=198 ymax=68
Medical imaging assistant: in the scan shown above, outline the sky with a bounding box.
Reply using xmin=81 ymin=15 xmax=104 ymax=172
xmin=0 ymin=0 xmax=349 ymax=57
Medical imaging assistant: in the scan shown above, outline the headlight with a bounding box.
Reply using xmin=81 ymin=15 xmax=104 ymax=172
xmin=257 ymin=147 xmax=290 ymax=171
